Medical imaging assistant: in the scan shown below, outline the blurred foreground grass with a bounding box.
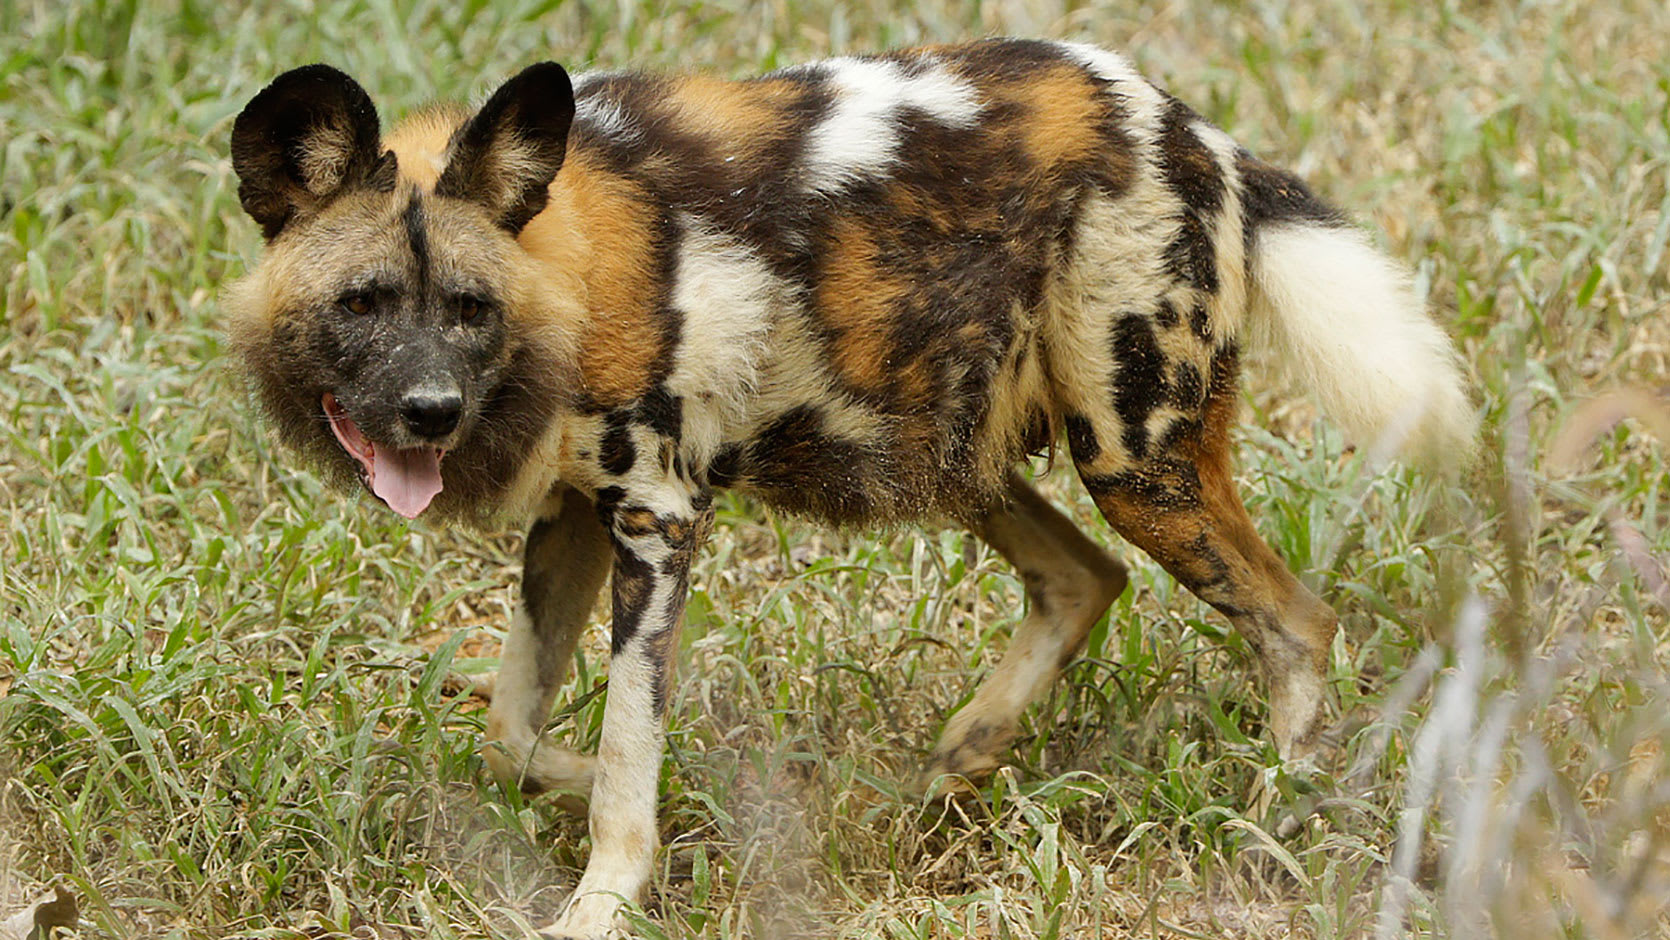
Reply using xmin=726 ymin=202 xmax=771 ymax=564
xmin=2 ymin=0 xmax=1669 ymax=937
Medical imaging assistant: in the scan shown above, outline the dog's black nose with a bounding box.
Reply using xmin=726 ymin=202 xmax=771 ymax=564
xmin=401 ymin=389 xmax=462 ymax=439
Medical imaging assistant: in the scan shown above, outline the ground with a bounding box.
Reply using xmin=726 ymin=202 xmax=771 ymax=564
xmin=2 ymin=0 xmax=1670 ymax=937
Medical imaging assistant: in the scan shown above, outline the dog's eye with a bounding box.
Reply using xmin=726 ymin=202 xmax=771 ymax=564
xmin=339 ymin=293 xmax=374 ymax=315
xmin=458 ymin=295 xmax=489 ymax=324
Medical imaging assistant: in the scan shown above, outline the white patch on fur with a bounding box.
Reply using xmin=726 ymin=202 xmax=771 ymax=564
xmin=1247 ymin=223 xmax=1477 ymax=468
xmin=665 ymin=217 xmax=782 ymax=463
xmin=570 ymin=70 xmax=623 ymax=93
xmin=575 ymin=93 xmax=641 ymax=144
xmin=801 ymin=55 xmax=982 ymax=192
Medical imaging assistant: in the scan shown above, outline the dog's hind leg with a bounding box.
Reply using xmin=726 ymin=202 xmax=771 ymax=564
xmin=923 ymin=473 xmax=1129 ymax=789
xmin=1075 ymin=354 xmax=1337 ymax=759
xmin=484 ymin=485 xmax=613 ymax=801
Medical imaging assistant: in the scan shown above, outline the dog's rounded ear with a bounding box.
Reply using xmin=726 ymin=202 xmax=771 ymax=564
xmin=232 ymin=65 xmax=396 ymax=239
xmin=435 ymin=63 xmax=574 ymax=234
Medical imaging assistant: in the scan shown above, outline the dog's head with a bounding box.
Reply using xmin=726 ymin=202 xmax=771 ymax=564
xmin=227 ymin=63 xmax=575 ymax=520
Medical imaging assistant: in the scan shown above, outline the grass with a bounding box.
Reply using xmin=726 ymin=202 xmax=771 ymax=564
xmin=2 ymin=0 xmax=1668 ymax=936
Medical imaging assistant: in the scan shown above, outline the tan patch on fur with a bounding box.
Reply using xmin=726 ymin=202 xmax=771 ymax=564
xmin=815 ymin=215 xmax=919 ymax=400
xmin=978 ymin=323 xmax=1051 ymax=461
xmin=883 ymin=181 xmax=1000 ymax=234
xmin=384 ymin=105 xmax=469 ymax=190
xmin=1008 ymin=67 xmax=1106 ymax=174
xmin=617 ymin=508 xmax=658 ymax=536
xmin=523 ymin=153 xmax=664 ymax=408
xmin=932 ymin=58 xmax=1119 ymax=184
xmin=297 ymin=122 xmax=356 ymax=194
xmin=660 ymin=75 xmax=802 ymax=159
xmin=228 ymin=190 xmax=403 ymax=337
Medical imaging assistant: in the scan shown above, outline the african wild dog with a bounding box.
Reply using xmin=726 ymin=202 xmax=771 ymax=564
xmin=228 ymin=39 xmax=1474 ymax=938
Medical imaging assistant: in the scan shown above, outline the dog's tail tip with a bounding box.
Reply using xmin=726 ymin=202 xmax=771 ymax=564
xmin=1247 ymin=222 xmax=1479 ymax=475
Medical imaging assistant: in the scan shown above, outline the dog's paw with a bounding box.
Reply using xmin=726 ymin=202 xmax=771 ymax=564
xmin=540 ymin=890 xmax=628 ymax=940
xmin=915 ymin=740 xmax=1003 ymax=801
xmin=482 ymin=735 xmax=596 ymax=814
xmin=440 ymin=669 xmax=494 ymax=700
xmin=913 ymin=765 xmax=987 ymax=803
xmin=1250 ymin=748 xmax=1336 ymax=839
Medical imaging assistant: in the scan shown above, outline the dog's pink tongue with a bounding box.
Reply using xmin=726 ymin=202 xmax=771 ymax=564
xmin=370 ymin=447 xmax=444 ymax=519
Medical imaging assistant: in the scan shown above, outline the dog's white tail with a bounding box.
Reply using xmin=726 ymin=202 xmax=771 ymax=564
xmin=1246 ymin=222 xmax=1477 ymax=470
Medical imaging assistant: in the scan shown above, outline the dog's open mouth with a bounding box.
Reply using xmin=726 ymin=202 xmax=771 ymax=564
xmin=322 ymin=393 xmax=444 ymax=519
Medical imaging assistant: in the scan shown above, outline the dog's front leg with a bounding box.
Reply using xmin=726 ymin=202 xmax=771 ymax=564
xmin=485 ymin=485 xmax=613 ymax=802
xmin=545 ymin=480 xmax=712 ymax=940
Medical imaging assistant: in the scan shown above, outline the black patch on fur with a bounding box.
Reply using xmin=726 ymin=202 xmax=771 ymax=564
xmin=600 ymin=410 xmax=636 ymax=475
xmin=1171 ymin=362 xmax=1204 ymax=410
xmin=1186 ymin=532 xmax=1235 ymax=590
xmin=704 ymin=443 xmax=742 ymax=489
xmin=1155 ymin=298 xmax=1180 ymax=329
xmin=1081 ymin=457 xmax=1203 ymax=510
xmin=595 ymin=387 xmax=681 ymax=475
xmin=1236 ymin=149 xmax=1348 ymax=277
xmin=1064 ymin=412 xmax=1102 ymax=465
xmin=1158 ymin=98 xmax=1225 ymax=216
xmin=935 ymin=37 xmax=1070 ymax=79
xmin=368 ymin=150 xmax=398 ymax=193
xmin=743 ymin=406 xmax=874 ymax=523
xmin=608 ymin=543 xmax=654 ymax=656
xmin=648 ymin=632 xmax=674 ymax=716
xmin=593 ymin=485 xmax=627 ymax=524
xmin=1020 ymin=406 xmax=1052 ymax=455
xmin=403 ymin=195 xmax=429 ymax=279
xmin=1110 ymin=315 xmax=1169 ymax=459
xmin=1157 ymin=416 xmax=1203 ymax=453
xmin=1236 ymin=148 xmax=1344 ymax=229
xmin=1164 ymin=214 xmax=1220 ymax=294
xmin=1210 ymin=342 xmax=1242 ymax=394
xmin=521 ymin=516 xmax=560 ymax=661
xmin=1189 ymin=302 xmax=1213 ymax=343
xmin=638 ymin=385 xmax=682 ymax=441
xmin=1157 ymin=98 xmax=1224 ymax=294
